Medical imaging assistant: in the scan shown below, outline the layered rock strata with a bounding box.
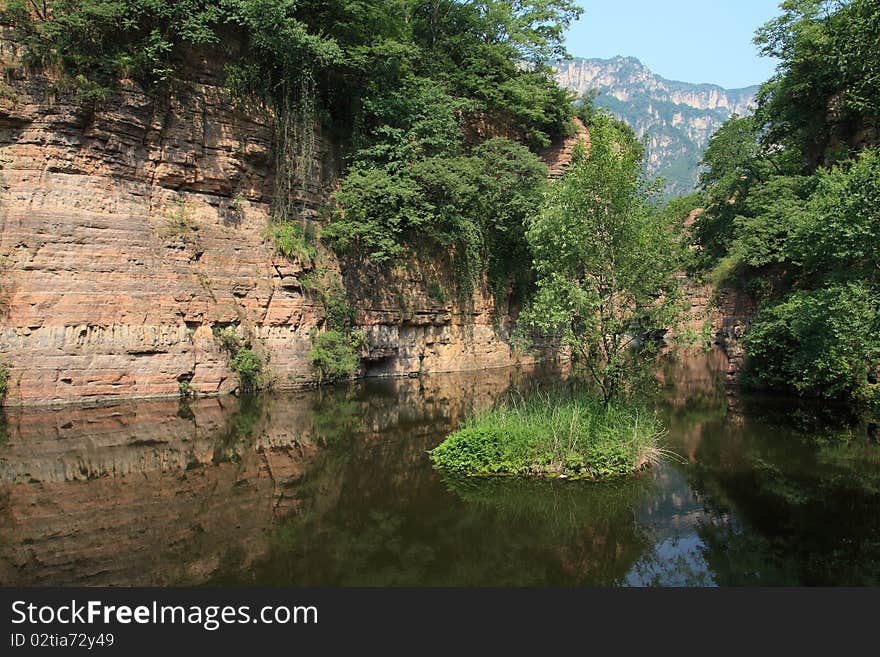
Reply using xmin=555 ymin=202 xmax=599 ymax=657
xmin=0 ymin=29 xmax=571 ymax=405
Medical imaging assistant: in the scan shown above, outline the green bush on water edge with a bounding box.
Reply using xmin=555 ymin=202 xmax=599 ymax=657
xmin=429 ymin=392 xmax=666 ymax=480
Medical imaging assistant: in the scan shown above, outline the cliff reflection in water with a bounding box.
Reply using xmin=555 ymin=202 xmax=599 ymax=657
xmin=2 ymin=351 xmax=880 ymax=586
xmin=0 ymin=364 xmax=564 ymax=586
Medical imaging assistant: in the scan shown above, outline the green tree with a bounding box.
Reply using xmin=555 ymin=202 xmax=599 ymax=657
xmin=753 ymin=0 xmax=880 ymax=167
xmin=787 ymin=148 xmax=880 ymax=283
xmin=744 ymin=283 xmax=880 ymax=405
xmin=686 ymin=0 xmax=880 ymax=411
xmin=472 ymin=137 xmax=548 ymax=300
xmin=520 ymin=112 xmax=682 ymax=403
xmin=695 ymin=115 xmax=769 ymax=261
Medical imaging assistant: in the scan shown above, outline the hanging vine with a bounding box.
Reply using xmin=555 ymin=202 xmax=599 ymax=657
xmin=272 ymin=70 xmax=318 ymax=225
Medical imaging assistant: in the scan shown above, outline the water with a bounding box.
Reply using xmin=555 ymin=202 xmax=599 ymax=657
xmin=1 ymin=350 xmax=878 ymax=586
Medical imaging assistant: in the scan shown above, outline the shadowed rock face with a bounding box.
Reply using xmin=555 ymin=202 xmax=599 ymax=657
xmin=0 ymin=27 xmax=565 ymax=406
xmin=0 ymin=366 xmax=542 ymax=586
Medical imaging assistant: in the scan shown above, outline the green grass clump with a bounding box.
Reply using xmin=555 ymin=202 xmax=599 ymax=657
xmin=429 ymin=392 xmax=664 ymax=480
xmin=264 ymin=221 xmax=316 ymax=264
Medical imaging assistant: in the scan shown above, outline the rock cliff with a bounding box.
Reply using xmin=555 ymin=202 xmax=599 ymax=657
xmin=0 ymin=29 xmax=570 ymax=405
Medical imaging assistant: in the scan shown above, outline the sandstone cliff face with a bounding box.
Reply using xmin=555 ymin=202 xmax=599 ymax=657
xmin=0 ymin=29 xmax=558 ymax=405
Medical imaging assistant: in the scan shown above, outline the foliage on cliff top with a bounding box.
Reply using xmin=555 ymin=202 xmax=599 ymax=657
xmin=2 ymin=0 xmax=581 ymax=299
xmin=0 ymin=0 xmax=580 ymax=146
xmin=692 ymin=0 xmax=880 ymax=410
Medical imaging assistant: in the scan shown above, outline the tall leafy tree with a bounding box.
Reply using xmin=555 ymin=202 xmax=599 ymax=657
xmin=754 ymin=0 xmax=880 ymax=166
xmin=520 ymin=112 xmax=682 ymax=403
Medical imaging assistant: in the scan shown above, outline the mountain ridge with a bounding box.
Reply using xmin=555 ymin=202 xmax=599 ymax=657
xmin=553 ymin=56 xmax=759 ymax=197
xmin=584 ymin=56 xmax=760 ymax=97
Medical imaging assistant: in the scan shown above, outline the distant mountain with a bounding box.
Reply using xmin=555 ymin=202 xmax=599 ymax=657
xmin=553 ymin=56 xmax=758 ymax=198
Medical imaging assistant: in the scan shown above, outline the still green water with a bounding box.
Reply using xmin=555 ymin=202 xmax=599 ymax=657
xmin=1 ymin=350 xmax=878 ymax=586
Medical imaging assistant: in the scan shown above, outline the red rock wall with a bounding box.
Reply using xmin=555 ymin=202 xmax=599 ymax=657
xmin=0 ymin=29 xmax=552 ymax=405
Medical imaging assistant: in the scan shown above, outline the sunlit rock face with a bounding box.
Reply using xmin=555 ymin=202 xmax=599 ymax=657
xmin=553 ymin=56 xmax=757 ymax=197
xmin=0 ymin=27 xmax=570 ymax=406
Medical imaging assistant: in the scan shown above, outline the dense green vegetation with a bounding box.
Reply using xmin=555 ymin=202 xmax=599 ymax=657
xmin=324 ymin=136 xmax=549 ymax=293
xmin=310 ymin=329 xmax=363 ymax=382
xmin=0 ymin=361 xmax=9 ymax=400
xmin=520 ymin=110 xmax=683 ymax=402
xmin=429 ymin=391 xmax=663 ymax=478
xmin=309 ymin=286 xmax=364 ymax=382
xmin=2 ymin=0 xmax=580 ymax=298
xmin=692 ymin=0 xmax=880 ymax=412
xmin=229 ymin=346 xmax=262 ymax=391
xmin=213 ymin=326 xmax=263 ymax=392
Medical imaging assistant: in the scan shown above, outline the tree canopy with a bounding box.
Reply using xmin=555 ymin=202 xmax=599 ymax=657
xmin=692 ymin=0 xmax=880 ymax=410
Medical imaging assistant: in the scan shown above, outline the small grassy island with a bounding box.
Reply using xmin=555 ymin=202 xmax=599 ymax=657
xmin=429 ymin=393 xmax=663 ymax=479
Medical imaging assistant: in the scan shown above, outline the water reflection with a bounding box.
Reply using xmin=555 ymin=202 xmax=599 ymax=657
xmin=246 ymin=474 xmax=657 ymax=587
xmin=1 ymin=352 xmax=878 ymax=586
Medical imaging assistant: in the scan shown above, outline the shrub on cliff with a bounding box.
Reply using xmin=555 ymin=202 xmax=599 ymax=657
xmin=0 ymin=362 xmax=9 ymax=400
xmin=264 ymin=220 xmax=315 ymax=264
xmin=230 ymin=346 xmax=262 ymax=393
xmin=0 ymin=0 xmax=342 ymax=99
xmin=309 ymin=329 xmax=363 ymax=383
xmin=215 ymin=326 xmax=244 ymax=354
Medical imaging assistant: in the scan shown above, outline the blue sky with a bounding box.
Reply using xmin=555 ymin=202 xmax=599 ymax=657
xmin=563 ymin=1 xmax=784 ymax=89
